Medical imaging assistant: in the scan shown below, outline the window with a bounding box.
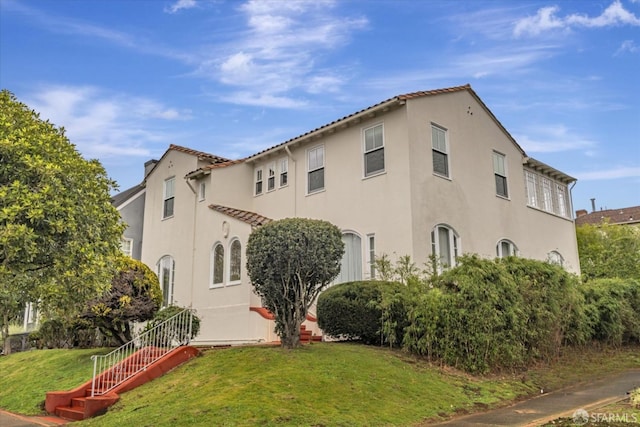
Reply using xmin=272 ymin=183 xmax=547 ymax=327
xmin=431 ymin=124 xmax=449 ymax=177
xmin=524 ymin=170 xmax=570 ymax=218
xmin=525 ymin=171 xmax=538 ymax=207
xmin=255 ymin=168 xmax=263 ymax=195
xmin=496 ymin=239 xmax=518 ymax=258
xmin=198 ymin=182 xmax=206 ymax=201
xmin=267 ymin=163 xmax=276 ymax=191
xmin=212 ymin=243 xmax=224 ymax=286
xmin=308 ymin=146 xmax=325 ymax=193
xmin=163 ymin=177 xmax=175 ymax=218
xmin=364 ymin=124 xmax=385 ymax=176
xmin=157 ymin=256 xmax=175 ymax=306
xmin=229 ymin=239 xmax=242 ymax=283
xmin=367 ymin=234 xmax=376 ymax=279
xmin=542 ymin=178 xmax=553 ymax=212
xmin=431 ymin=224 xmax=459 ymax=271
xmin=556 ymin=184 xmax=567 ymax=217
xmin=121 ymin=238 xmax=133 ymax=257
xmin=493 ymin=152 xmax=508 ymax=197
xmin=280 ymin=158 xmax=288 ymax=187
xmin=548 ymin=251 xmax=564 ymax=267
xmin=336 ymin=232 xmax=363 ymax=284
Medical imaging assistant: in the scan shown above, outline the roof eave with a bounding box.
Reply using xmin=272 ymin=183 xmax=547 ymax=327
xmin=524 ymin=157 xmax=576 ymax=183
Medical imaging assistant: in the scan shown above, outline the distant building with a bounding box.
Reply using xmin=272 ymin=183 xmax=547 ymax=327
xmin=575 ymin=205 xmax=640 ymax=226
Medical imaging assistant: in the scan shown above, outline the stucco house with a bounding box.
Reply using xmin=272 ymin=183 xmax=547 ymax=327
xmin=124 ymin=84 xmax=579 ymax=345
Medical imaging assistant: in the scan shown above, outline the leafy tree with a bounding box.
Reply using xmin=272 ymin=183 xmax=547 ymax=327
xmin=83 ymin=257 xmax=163 ymax=346
xmin=576 ymin=222 xmax=640 ymax=281
xmin=246 ymin=218 xmax=344 ymax=348
xmin=0 ymin=90 xmax=124 ymax=354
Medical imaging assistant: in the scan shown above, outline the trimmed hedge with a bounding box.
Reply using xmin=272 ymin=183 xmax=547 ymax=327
xmin=317 ymin=281 xmax=406 ymax=345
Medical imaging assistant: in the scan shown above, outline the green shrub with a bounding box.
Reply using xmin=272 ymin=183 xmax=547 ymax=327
xmin=581 ymin=278 xmax=640 ymax=345
xmin=317 ymin=281 xmax=407 ymax=346
xmin=143 ymin=306 xmax=201 ymax=345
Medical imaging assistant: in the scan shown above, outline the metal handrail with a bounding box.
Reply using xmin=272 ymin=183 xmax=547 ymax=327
xmin=90 ymin=308 xmax=194 ymax=397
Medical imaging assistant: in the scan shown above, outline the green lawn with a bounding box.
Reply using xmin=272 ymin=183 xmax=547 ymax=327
xmin=1 ymin=343 xmax=639 ymax=426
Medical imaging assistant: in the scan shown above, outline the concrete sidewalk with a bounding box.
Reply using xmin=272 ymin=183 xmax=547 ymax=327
xmin=431 ymin=369 xmax=640 ymax=426
xmin=0 ymin=410 xmax=67 ymax=427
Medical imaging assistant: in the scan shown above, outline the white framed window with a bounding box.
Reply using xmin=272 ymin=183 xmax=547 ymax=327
xmin=254 ymin=168 xmax=263 ymax=195
xmin=525 ymin=171 xmax=538 ymax=207
xmin=229 ymin=239 xmax=242 ymax=284
xmin=431 ymin=224 xmax=459 ymax=271
xmin=431 ymin=124 xmax=449 ymax=178
xmin=307 ymin=145 xmax=325 ymax=193
xmin=211 ymin=243 xmax=224 ymax=287
xmin=157 ymin=255 xmax=175 ymax=307
xmin=542 ymin=177 xmax=553 ymax=212
xmin=556 ymin=184 xmax=568 ymax=217
xmin=163 ymin=177 xmax=175 ymax=219
xmin=493 ymin=151 xmax=508 ymax=198
xmin=548 ymin=250 xmax=564 ymax=267
xmin=336 ymin=232 xmax=363 ymax=284
xmin=267 ymin=162 xmax=276 ymax=191
xmin=367 ymin=234 xmax=376 ymax=279
xmin=524 ymin=169 xmax=570 ymax=218
xmin=364 ymin=124 xmax=385 ymax=177
xmin=280 ymin=158 xmax=288 ymax=187
xmin=496 ymin=239 xmax=518 ymax=258
xmin=198 ymin=182 xmax=206 ymax=201
xmin=121 ymin=238 xmax=133 ymax=257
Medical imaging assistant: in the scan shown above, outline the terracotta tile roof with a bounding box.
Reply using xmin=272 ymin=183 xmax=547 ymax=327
xmin=185 ymin=159 xmax=246 ymax=179
xmin=575 ymin=205 xmax=640 ymax=226
xmin=209 ymin=204 xmax=272 ymax=227
xmin=168 ymin=144 xmax=231 ymax=164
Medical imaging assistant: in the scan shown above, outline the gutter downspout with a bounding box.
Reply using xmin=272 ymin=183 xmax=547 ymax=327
xmin=185 ymin=178 xmax=197 ymax=310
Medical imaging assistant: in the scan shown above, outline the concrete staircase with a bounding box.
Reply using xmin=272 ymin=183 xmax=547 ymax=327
xmin=45 ymin=345 xmax=199 ymax=421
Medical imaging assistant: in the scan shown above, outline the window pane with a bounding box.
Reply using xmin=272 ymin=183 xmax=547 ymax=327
xmin=308 ymin=168 xmax=324 ymax=192
xmin=438 ymin=227 xmax=451 ymax=267
xmin=213 ymin=245 xmax=224 ymax=284
xmin=542 ymin=178 xmax=553 ymax=211
xmin=495 ymin=174 xmax=508 ymax=197
xmin=432 ymin=126 xmax=446 ymax=152
xmin=230 ymin=240 xmax=241 ymax=282
xmin=433 ymin=150 xmax=449 ymax=176
xmin=365 ymin=125 xmax=383 ymax=152
xmin=164 ymin=178 xmax=175 ymax=198
xmin=164 ymin=197 xmax=174 ymax=218
xmin=309 ymin=147 xmax=324 ymax=170
xmin=365 ymin=148 xmax=385 ymax=176
xmin=493 ymin=153 xmax=505 ymax=175
xmin=268 ymin=176 xmax=275 ymax=191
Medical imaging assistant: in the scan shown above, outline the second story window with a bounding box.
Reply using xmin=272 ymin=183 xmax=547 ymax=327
xmin=493 ymin=151 xmax=508 ymax=198
xmin=431 ymin=124 xmax=449 ymax=178
xmin=267 ymin=162 xmax=276 ymax=191
xmin=255 ymin=168 xmax=263 ymax=195
xmin=364 ymin=124 xmax=384 ymax=177
xmin=163 ymin=177 xmax=175 ymax=219
xmin=308 ymin=145 xmax=325 ymax=193
xmin=198 ymin=182 xmax=206 ymax=201
xmin=280 ymin=158 xmax=288 ymax=187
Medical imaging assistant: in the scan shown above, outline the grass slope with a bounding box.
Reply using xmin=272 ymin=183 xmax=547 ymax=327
xmin=1 ymin=343 xmax=639 ymax=426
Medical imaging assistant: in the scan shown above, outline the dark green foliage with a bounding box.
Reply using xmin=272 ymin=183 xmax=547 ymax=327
xmin=317 ymin=280 xmax=407 ymax=345
xmin=576 ymin=222 xmax=640 ymax=281
xmin=246 ymin=218 xmax=344 ymax=348
xmin=403 ymin=256 xmax=587 ymax=374
xmin=581 ymin=278 xmax=640 ymax=345
xmin=82 ymin=257 xmax=163 ymax=346
xmin=28 ymin=317 xmax=108 ymax=349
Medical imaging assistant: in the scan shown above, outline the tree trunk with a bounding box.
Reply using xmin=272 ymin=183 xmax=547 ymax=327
xmin=2 ymin=314 xmax=12 ymax=355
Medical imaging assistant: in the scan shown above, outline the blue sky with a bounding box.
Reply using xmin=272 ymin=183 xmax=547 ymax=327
xmin=1 ymin=0 xmax=639 ymax=212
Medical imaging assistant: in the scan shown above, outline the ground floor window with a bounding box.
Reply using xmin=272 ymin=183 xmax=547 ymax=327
xmin=431 ymin=224 xmax=460 ymax=271
xmin=157 ymin=255 xmax=175 ymax=306
xmin=336 ymin=232 xmax=363 ymax=284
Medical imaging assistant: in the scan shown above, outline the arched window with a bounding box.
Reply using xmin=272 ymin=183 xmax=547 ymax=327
xmin=212 ymin=243 xmax=224 ymax=287
xmin=229 ymin=239 xmax=242 ymax=283
xmin=431 ymin=224 xmax=460 ymax=271
xmin=336 ymin=232 xmax=363 ymax=284
xmin=496 ymin=239 xmax=518 ymax=258
xmin=547 ymin=250 xmax=564 ymax=267
xmin=157 ymin=255 xmax=175 ymax=307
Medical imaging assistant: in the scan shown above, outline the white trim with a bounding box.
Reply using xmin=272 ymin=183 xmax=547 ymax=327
xmin=363 ymin=122 xmax=385 ymax=178
xmin=496 ymin=239 xmax=518 ymax=258
xmin=228 ymin=238 xmax=242 ymax=286
xmin=307 ymin=145 xmax=325 ymax=194
xmin=210 ymin=242 xmax=225 ymax=288
xmin=431 ymin=123 xmax=450 ymax=179
xmin=254 ymin=167 xmax=264 ymax=196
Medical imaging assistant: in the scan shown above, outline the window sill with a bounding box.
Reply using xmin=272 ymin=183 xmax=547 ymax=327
xmin=496 ymin=194 xmax=510 ymax=201
xmin=433 ymin=173 xmax=452 ymax=181
xmin=209 ymin=284 xmax=224 ymax=290
xmin=161 ymin=215 xmax=174 ymax=221
xmin=363 ymin=170 xmax=386 ymax=180
xmin=227 ymin=281 xmax=242 ymax=287
xmin=306 ymin=188 xmax=326 ymax=196
xmin=525 ymin=204 xmax=573 ymax=221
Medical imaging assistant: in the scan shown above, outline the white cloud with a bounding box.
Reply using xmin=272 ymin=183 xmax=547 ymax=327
xmin=615 ymin=39 xmax=640 ymax=55
xmin=205 ymin=0 xmax=367 ymax=107
xmin=516 ymin=125 xmax=597 ymax=153
xmin=514 ymin=1 xmax=640 ymax=37
xmin=575 ymin=166 xmax=640 ymax=180
xmin=165 ymin=0 xmax=198 ymax=14
xmin=24 ymin=85 xmax=190 ymax=159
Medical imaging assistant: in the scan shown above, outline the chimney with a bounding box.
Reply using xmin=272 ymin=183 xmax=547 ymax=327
xmin=575 ymin=209 xmax=588 ymax=218
xmin=590 ymin=198 xmax=596 ymax=213
xmin=144 ymin=159 xmax=158 ymax=178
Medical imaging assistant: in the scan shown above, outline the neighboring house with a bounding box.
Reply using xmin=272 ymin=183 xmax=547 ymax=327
xmin=132 ymin=84 xmax=580 ymax=345
xmin=575 ymin=205 xmax=640 ymax=227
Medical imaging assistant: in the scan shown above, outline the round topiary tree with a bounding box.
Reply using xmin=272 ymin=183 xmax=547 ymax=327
xmin=246 ymin=218 xmax=344 ymax=349
xmin=82 ymin=257 xmax=163 ymax=345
